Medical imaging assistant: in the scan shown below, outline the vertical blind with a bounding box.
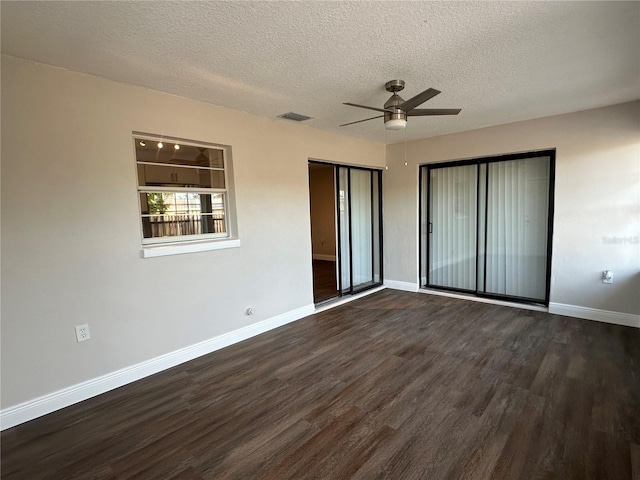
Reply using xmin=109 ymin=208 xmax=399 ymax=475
xmin=484 ymin=157 xmax=550 ymax=299
xmin=423 ymin=153 xmax=553 ymax=304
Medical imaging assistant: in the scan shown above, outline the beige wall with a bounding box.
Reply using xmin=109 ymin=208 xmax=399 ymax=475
xmin=2 ymin=54 xmax=637 ymax=415
xmin=309 ymin=164 xmax=336 ymax=258
xmin=0 ymin=56 xmax=384 ymax=409
xmin=385 ymin=101 xmax=640 ymax=315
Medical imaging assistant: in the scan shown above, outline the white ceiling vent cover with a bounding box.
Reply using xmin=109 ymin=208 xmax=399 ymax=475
xmin=277 ymin=112 xmax=312 ymax=122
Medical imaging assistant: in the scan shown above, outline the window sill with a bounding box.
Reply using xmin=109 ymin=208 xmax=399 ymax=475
xmin=141 ymin=238 xmax=240 ymax=258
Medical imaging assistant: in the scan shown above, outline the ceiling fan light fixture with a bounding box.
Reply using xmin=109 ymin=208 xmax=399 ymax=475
xmin=341 ymin=80 xmax=460 ymax=131
xmin=385 ymin=118 xmax=407 ymax=130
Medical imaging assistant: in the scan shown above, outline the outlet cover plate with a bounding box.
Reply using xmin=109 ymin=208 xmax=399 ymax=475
xmin=75 ymin=324 xmax=91 ymax=342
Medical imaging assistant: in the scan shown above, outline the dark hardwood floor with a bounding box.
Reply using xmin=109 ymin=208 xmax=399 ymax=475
xmin=2 ymin=289 xmax=639 ymax=479
xmin=312 ymin=259 xmax=338 ymax=303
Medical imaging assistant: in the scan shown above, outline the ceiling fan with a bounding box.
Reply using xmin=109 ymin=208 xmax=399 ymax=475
xmin=340 ymin=80 xmax=461 ymax=130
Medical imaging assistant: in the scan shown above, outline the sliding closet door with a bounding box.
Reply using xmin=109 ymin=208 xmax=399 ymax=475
xmin=337 ymin=167 xmax=351 ymax=294
xmin=371 ymin=170 xmax=382 ymax=285
xmin=481 ymin=156 xmax=551 ymax=301
xmin=422 ymin=151 xmax=554 ymax=305
xmin=336 ymin=166 xmax=383 ymax=295
xmin=428 ymin=164 xmax=477 ymax=291
xmin=350 ymin=169 xmax=373 ymax=290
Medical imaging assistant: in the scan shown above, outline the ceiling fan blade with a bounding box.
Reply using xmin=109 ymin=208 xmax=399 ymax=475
xmin=343 ymin=102 xmax=391 ymax=113
xmin=339 ymin=115 xmax=384 ymax=127
xmin=398 ymin=88 xmax=441 ymax=112
xmin=407 ymin=108 xmax=461 ymax=116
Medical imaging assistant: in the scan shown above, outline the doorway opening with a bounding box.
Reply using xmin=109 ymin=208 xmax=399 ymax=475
xmin=309 ymin=162 xmax=338 ymax=302
xmin=309 ymin=161 xmax=383 ymax=304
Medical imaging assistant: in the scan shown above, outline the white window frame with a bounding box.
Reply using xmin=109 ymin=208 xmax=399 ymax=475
xmin=133 ymin=133 xmax=240 ymax=257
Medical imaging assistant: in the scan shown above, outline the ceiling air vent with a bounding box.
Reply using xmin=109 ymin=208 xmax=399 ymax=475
xmin=277 ymin=112 xmax=312 ymax=122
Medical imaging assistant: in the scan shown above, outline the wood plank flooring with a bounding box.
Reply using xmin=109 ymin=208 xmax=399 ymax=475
xmin=312 ymin=260 xmax=338 ymax=303
xmin=2 ymin=289 xmax=639 ymax=479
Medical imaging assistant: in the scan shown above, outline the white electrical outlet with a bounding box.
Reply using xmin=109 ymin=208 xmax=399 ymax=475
xmin=75 ymin=324 xmax=91 ymax=342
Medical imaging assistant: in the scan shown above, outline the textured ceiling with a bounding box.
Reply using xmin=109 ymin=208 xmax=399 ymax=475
xmin=2 ymin=1 xmax=639 ymax=144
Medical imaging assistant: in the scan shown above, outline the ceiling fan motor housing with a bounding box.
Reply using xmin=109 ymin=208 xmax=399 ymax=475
xmin=384 ymin=93 xmax=407 ymax=123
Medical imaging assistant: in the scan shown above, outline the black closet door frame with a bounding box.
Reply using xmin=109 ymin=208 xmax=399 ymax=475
xmin=309 ymin=160 xmax=384 ymax=298
xmin=419 ymin=149 xmax=556 ymax=306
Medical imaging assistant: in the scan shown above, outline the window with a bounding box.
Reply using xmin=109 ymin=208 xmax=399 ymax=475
xmin=134 ymin=134 xmax=238 ymax=256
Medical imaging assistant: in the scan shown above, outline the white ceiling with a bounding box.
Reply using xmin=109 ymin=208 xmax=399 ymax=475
xmin=2 ymin=1 xmax=639 ymax=144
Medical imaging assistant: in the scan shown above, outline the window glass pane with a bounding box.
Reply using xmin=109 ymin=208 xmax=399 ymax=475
xmin=203 ymin=169 xmax=225 ymax=189
xmin=134 ymin=139 xmax=224 ymax=169
xmin=139 ymin=192 xmax=226 ymax=239
xmin=208 ymin=149 xmax=224 ymax=169
xmin=138 ymin=165 xmax=225 ymax=188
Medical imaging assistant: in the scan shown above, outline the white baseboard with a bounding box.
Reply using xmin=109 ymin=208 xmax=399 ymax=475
xmin=0 ymin=304 xmax=316 ymax=431
xmin=381 ymin=282 xmax=639 ymax=328
xmin=313 ymin=286 xmax=386 ymax=313
xmin=418 ymin=288 xmax=548 ymax=312
xmin=549 ymin=303 xmax=640 ymax=328
xmin=6 ymin=296 xmax=634 ymax=431
xmin=384 ymin=280 xmax=419 ymax=292
xmin=312 ymin=254 xmax=336 ymax=261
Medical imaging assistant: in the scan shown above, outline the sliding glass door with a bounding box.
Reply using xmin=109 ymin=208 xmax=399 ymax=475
xmin=428 ymin=164 xmax=478 ymax=292
xmin=420 ymin=151 xmax=555 ymax=305
xmin=481 ymin=157 xmax=551 ymax=300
